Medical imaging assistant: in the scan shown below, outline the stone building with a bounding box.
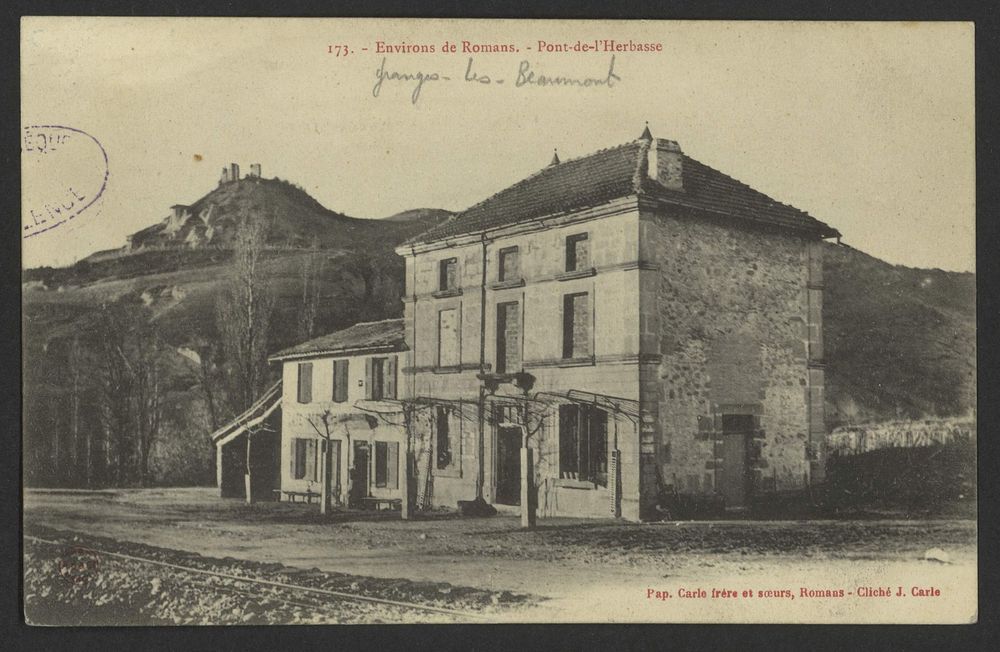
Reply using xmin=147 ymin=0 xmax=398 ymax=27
xmin=396 ymin=127 xmax=839 ymax=520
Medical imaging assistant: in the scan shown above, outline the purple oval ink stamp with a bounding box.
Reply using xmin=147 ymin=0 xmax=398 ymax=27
xmin=22 ymin=125 xmax=109 ymax=239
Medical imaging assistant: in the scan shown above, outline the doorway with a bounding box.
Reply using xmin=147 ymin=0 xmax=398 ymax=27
xmin=719 ymin=414 xmax=754 ymax=508
xmin=350 ymin=441 xmax=370 ymax=507
xmin=495 ymin=426 xmax=522 ymax=505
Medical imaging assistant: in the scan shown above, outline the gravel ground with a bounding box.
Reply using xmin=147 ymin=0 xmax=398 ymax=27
xmin=23 ymin=488 xmax=978 ymax=623
xmin=24 ymin=527 xmax=536 ymax=625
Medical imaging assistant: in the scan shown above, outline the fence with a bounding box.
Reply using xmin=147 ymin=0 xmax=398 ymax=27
xmin=827 ymin=418 xmax=975 ymax=457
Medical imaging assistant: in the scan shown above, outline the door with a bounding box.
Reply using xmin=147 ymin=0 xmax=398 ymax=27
xmin=495 ymin=426 xmax=522 ymax=505
xmin=350 ymin=441 xmax=369 ymax=507
xmin=720 ymin=434 xmax=748 ymax=507
xmin=719 ymin=414 xmax=755 ymax=508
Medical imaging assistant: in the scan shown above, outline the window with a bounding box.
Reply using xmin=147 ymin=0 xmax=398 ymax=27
xmin=332 ymin=359 xmax=349 ymax=402
xmin=365 ymin=356 xmax=396 ymax=400
xmin=374 ymin=441 xmax=399 ymax=489
xmin=438 ymin=309 xmax=460 ymax=367
xmin=296 ymin=362 xmax=313 ymax=403
xmin=558 ymin=405 xmax=608 ymax=486
xmin=496 ymin=301 xmax=521 ymax=374
xmin=562 ymin=292 xmax=590 ymax=359
xmin=291 ymin=438 xmax=318 ymax=481
xmin=435 ymin=406 xmax=452 ymax=470
xmin=498 ymin=246 xmax=520 ymax=282
xmin=565 ymin=233 xmax=590 ymax=272
xmin=439 ymin=257 xmax=458 ymax=291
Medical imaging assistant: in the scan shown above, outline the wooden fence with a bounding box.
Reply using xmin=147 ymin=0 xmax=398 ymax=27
xmin=827 ymin=418 xmax=975 ymax=457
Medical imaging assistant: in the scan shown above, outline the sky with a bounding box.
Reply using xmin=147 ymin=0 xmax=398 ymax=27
xmin=21 ymin=18 xmax=975 ymax=272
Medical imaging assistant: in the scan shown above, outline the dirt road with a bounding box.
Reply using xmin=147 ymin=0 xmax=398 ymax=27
xmin=23 ymin=488 xmax=978 ymax=623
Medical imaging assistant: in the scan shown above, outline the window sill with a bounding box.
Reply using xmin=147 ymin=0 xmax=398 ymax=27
xmin=434 ymin=468 xmax=462 ymax=479
xmin=490 ymin=278 xmax=525 ymax=290
xmin=432 ymin=288 xmax=463 ymax=299
xmin=433 ymin=365 xmax=463 ymax=374
xmin=556 ymin=267 xmax=596 ymax=281
xmin=558 ymin=356 xmax=595 ymax=368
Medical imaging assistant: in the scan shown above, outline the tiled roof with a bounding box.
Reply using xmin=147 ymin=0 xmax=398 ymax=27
xmin=407 ymin=138 xmax=839 ymax=244
xmin=270 ymin=318 xmax=406 ymax=361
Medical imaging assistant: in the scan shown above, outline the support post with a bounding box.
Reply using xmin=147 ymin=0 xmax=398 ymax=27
xmin=401 ymin=450 xmax=412 ymax=520
xmin=216 ymin=442 xmax=223 ymax=497
xmin=520 ymin=446 xmax=535 ymax=529
xmin=320 ymin=439 xmax=329 ymax=515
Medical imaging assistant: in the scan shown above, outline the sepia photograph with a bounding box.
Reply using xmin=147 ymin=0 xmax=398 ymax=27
xmin=20 ymin=18 xmax=976 ymax=624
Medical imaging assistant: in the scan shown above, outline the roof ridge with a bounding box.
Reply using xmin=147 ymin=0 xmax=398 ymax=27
xmin=455 ymin=140 xmax=641 ymax=218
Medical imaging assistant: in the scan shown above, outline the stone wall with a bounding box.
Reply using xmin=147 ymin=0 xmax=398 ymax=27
xmin=639 ymin=205 xmax=821 ymax=505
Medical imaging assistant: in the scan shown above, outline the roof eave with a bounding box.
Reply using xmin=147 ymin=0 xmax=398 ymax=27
xmin=268 ymin=342 xmax=407 ymax=364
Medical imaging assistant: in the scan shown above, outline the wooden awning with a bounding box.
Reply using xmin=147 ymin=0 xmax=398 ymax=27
xmin=211 ymin=381 xmax=282 ymax=446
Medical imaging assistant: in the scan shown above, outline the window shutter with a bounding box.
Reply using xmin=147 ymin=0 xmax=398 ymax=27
xmin=385 ymin=356 xmax=397 ymax=399
xmin=388 ymin=442 xmax=399 ymax=489
xmin=364 ymin=358 xmax=373 ymax=399
xmin=289 ymin=439 xmax=296 ymax=479
xmin=333 ymin=360 xmax=349 ymax=402
xmin=298 ymin=363 xmax=313 ymax=403
xmin=305 ymin=439 xmax=317 ymax=481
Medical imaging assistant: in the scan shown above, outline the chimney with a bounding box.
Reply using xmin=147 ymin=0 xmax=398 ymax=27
xmin=646 ymin=137 xmax=683 ymax=191
xmin=219 ymin=167 xmax=229 ymax=184
xmin=249 ymin=163 xmax=261 ymax=178
xmin=229 ymin=163 xmax=240 ymax=181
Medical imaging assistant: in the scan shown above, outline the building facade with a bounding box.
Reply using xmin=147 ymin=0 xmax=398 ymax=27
xmin=396 ymin=128 xmax=838 ymax=521
xmin=268 ymin=319 xmax=407 ymax=508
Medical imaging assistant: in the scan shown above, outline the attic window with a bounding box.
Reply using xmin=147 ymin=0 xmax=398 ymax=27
xmin=565 ymin=233 xmax=590 ymax=272
xmin=439 ymin=258 xmax=458 ymax=291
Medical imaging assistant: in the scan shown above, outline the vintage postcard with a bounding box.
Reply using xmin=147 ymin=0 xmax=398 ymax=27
xmin=21 ymin=18 xmax=976 ymax=624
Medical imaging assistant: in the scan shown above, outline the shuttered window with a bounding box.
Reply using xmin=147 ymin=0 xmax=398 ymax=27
xmin=439 ymin=258 xmax=458 ymax=291
xmin=374 ymin=441 xmax=399 ymax=489
xmin=291 ymin=438 xmax=318 ymax=481
xmin=558 ymin=405 xmax=608 ymax=486
xmin=565 ymin=233 xmax=590 ymax=272
xmin=562 ymin=292 xmax=590 ymax=359
xmin=332 ymin=359 xmax=349 ymax=402
xmin=496 ymin=301 xmax=521 ymax=374
xmin=498 ymin=246 xmax=520 ymax=282
xmin=297 ymin=362 xmax=313 ymax=403
xmin=364 ymin=356 xmax=397 ymax=400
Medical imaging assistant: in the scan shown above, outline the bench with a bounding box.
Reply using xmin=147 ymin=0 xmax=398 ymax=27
xmin=274 ymin=489 xmax=321 ymax=504
xmin=360 ymin=496 xmax=402 ymax=511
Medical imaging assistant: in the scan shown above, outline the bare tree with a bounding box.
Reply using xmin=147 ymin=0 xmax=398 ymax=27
xmin=68 ymin=337 xmax=84 ymax=485
xmin=94 ymin=304 xmax=166 ymax=486
xmin=216 ymin=214 xmax=276 ymax=502
xmin=297 ymin=237 xmax=325 ymax=342
xmin=132 ymin=330 xmax=164 ymax=486
xmin=97 ymin=306 xmax=136 ymax=485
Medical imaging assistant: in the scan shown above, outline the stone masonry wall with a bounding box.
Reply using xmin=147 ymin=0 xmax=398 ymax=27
xmin=639 ymin=206 xmax=819 ymax=505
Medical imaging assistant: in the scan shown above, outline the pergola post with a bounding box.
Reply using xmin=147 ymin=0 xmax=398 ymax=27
xmin=520 ymin=439 xmax=536 ymax=529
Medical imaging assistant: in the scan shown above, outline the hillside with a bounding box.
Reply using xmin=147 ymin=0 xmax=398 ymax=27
xmin=21 ymin=175 xmax=975 ymax=488
xmin=823 ymin=242 xmax=976 ymax=425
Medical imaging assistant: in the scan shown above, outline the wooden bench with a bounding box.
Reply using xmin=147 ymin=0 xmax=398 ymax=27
xmin=274 ymin=489 xmax=321 ymax=504
xmin=359 ymin=496 xmax=402 ymax=511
